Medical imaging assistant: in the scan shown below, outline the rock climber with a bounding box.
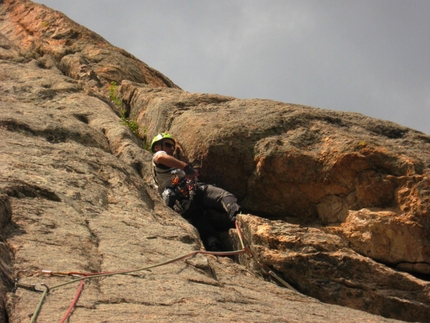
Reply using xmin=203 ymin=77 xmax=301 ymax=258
xmin=151 ymin=133 xmax=241 ymax=251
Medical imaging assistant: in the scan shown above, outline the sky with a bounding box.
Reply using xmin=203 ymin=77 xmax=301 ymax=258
xmin=36 ymin=0 xmax=429 ymax=135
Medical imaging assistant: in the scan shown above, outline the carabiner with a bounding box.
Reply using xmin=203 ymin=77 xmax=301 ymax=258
xmin=13 ymin=278 xmax=46 ymax=293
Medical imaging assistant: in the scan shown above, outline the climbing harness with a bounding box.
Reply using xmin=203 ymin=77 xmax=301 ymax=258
xmin=14 ymin=219 xmax=294 ymax=323
xmin=171 ymin=169 xmax=196 ymax=198
xmin=161 ymin=168 xmax=200 ymax=214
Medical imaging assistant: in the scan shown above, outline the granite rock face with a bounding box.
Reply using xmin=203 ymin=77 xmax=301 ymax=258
xmin=0 ymin=1 xmax=429 ymax=322
xmin=120 ymin=80 xmax=430 ymax=270
xmin=232 ymin=214 xmax=430 ymax=322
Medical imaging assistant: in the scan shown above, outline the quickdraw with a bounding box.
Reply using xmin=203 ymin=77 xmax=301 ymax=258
xmin=13 ymin=280 xmax=44 ymax=293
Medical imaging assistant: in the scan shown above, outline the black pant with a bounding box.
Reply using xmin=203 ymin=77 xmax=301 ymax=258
xmin=193 ymin=183 xmax=240 ymax=219
xmin=164 ymin=183 xmax=240 ymax=248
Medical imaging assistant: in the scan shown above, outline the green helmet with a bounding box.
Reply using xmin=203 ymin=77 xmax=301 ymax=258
xmin=150 ymin=133 xmax=175 ymax=152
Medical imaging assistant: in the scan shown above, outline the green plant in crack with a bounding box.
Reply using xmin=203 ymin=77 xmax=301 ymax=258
xmin=110 ymin=81 xmax=150 ymax=150
xmin=109 ymin=81 xmax=122 ymax=108
xmin=140 ymin=125 xmax=151 ymax=151
xmin=120 ymin=110 xmax=139 ymax=136
xmin=120 ymin=112 xmax=151 ymax=151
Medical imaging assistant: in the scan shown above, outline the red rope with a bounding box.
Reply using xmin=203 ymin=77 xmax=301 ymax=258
xmin=59 ymin=279 xmax=85 ymax=323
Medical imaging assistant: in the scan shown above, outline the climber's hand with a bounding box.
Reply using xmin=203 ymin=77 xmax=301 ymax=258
xmin=183 ymin=164 xmax=196 ymax=176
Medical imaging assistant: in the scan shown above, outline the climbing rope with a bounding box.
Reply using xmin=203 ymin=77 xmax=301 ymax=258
xmin=59 ymin=279 xmax=84 ymax=323
xmin=16 ymin=219 xmax=293 ymax=323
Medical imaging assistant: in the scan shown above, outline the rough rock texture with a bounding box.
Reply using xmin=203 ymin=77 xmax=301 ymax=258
xmin=119 ymin=81 xmax=430 ymax=270
xmin=232 ymin=215 xmax=430 ymax=322
xmin=0 ymin=0 xmax=429 ymax=322
xmin=118 ymin=38 xmax=430 ymax=323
